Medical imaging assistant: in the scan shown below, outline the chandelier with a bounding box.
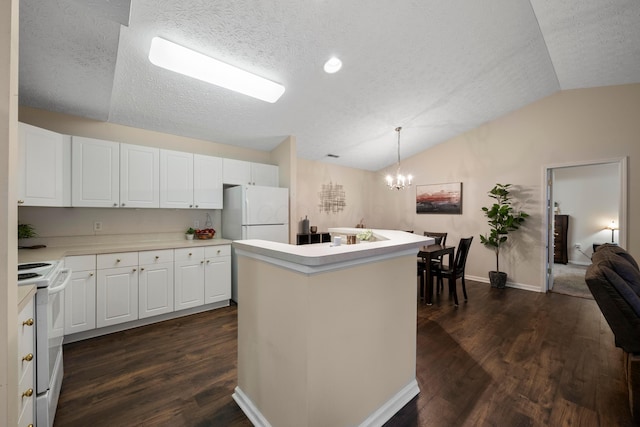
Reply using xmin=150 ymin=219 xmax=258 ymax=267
xmin=385 ymin=126 xmax=413 ymax=190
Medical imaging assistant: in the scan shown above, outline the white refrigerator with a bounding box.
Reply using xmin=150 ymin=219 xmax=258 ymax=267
xmin=222 ymin=185 xmax=289 ymax=302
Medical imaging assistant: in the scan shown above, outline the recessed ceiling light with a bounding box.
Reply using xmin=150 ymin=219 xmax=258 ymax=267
xmin=148 ymin=37 xmax=285 ymax=103
xmin=323 ymin=57 xmax=342 ymax=74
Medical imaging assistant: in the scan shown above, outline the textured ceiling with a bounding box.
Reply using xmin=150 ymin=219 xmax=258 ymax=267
xmin=18 ymin=0 xmax=640 ymax=171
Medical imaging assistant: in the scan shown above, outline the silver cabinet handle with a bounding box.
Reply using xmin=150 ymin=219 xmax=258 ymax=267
xmin=132 ymin=268 xmax=137 ymax=272
xmin=89 ymin=272 xmax=94 ymax=277
xmin=113 ymin=203 xmax=118 ymax=207
xmin=121 ymin=203 xmax=126 ymax=207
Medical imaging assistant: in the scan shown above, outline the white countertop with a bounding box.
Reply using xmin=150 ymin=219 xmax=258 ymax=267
xmin=18 ymin=236 xmax=232 ymax=263
xmin=233 ymin=229 xmax=432 ymax=269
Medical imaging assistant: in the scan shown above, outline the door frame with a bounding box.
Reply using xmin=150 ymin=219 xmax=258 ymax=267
xmin=543 ymin=156 xmax=628 ymax=292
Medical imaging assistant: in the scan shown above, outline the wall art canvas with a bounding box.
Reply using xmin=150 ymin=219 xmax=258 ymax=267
xmin=416 ymin=182 xmax=462 ymax=214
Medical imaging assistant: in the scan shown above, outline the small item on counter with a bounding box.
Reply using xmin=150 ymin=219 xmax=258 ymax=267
xmin=18 ymin=223 xmax=37 ymax=239
xmin=301 ymin=215 xmax=310 ymax=234
xmin=333 ymin=236 xmax=342 ymax=246
xmin=310 ymin=226 xmax=318 ymax=234
xmin=195 ymin=228 xmax=215 ymax=239
xmin=356 ymin=229 xmax=373 ymax=241
xmin=356 ymin=218 xmax=365 ymax=229
xmin=185 ymin=227 xmax=196 ymax=240
xmin=346 ymin=235 xmax=357 ymax=244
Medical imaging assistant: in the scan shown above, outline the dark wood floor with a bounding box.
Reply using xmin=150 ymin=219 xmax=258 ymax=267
xmin=54 ymin=281 xmax=637 ymax=426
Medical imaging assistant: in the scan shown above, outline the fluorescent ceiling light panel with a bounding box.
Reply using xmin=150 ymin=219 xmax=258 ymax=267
xmin=148 ymin=37 xmax=285 ymax=103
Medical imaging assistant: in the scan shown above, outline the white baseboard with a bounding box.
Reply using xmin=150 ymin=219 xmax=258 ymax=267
xmin=232 ymin=379 xmax=420 ymax=427
xmin=466 ymin=275 xmax=544 ymax=293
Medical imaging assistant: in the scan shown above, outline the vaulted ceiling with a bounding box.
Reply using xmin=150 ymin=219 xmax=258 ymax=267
xmin=18 ymin=0 xmax=640 ymax=171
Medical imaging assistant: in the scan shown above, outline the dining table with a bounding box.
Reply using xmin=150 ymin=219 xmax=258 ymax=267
xmin=417 ymin=244 xmax=455 ymax=305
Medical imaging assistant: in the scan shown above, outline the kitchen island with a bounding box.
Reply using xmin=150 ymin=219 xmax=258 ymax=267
xmin=232 ymin=228 xmax=431 ymax=427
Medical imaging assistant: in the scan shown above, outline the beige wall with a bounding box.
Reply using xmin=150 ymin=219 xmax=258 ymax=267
xmin=374 ymin=83 xmax=639 ymax=291
xmin=270 ymin=136 xmax=297 ymax=242
xmin=296 ymin=84 xmax=639 ymax=292
xmin=295 ymin=158 xmax=375 ymax=235
xmin=1 ymin=0 xmax=20 ymax=424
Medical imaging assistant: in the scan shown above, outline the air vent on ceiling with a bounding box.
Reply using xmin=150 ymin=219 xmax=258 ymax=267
xmin=327 ymin=154 xmax=339 ymax=158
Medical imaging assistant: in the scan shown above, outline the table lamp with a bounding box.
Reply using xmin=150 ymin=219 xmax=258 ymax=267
xmin=606 ymin=220 xmax=618 ymax=243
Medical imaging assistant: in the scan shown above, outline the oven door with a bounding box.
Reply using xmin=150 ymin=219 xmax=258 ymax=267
xmin=36 ymin=268 xmax=70 ymax=394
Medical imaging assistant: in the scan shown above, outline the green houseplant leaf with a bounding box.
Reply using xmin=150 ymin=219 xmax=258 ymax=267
xmin=18 ymin=223 xmax=37 ymax=239
xmin=480 ymin=183 xmax=529 ymax=273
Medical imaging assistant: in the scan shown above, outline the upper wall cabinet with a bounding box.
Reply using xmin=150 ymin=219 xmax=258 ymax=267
xmin=72 ymin=138 xmax=160 ymax=208
xmin=160 ymin=150 xmax=223 ymax=209
xmin=194 ymin=154 xmax=223 ymax=209
xmin=120 ymin=144 xmax=160 ymax=208
xmin=223 ymin=158 xmax=279 ymax=186
xmin=18 ymin=123 xmax=71 ymax=207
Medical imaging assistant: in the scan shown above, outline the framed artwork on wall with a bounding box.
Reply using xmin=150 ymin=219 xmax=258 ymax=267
xmin=416 ymin=182 xmax=462 ymax=214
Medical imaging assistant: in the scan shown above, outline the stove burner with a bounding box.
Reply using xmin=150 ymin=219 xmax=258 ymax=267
xmin=18 ymin=262 xmax=52 ymax=271
xmin=18 ymin=272 xmax=42 ymax=281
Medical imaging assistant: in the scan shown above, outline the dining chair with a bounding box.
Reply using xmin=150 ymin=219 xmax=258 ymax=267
xmin=417 ymin=232 xmax=448 ymax=300
xmin=432 ymin=236 xmax=473 ymax=305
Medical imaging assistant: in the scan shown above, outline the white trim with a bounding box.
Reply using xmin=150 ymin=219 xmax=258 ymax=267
xmin=542 ymin=156 xmax=627 ymax=292
xmin=358 ymin=379 xmax=420 ymax=427
xmin=232 ymin=386 xmax=272 ymax=427
xmin=466 ymin=275 xmax=543 ymax=293
xmin=236 ymin=247 xmax=417 ymax=275
xmin=232 ymin=380 xmax=419 ymax=427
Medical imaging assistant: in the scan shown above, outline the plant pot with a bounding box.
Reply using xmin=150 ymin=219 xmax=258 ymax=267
xmin=489 ymin=271 xmax=507 ymax=289
xmin=185 ymin=234 xmax=194 ymax=240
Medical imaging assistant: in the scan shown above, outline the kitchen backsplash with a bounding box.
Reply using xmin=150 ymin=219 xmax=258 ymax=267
xmin=18 ymin=206 xmax=222 ymax=244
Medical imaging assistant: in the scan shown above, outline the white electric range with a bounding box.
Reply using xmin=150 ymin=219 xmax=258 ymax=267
xmin=18 ymin=260 xmax=71 ymax=427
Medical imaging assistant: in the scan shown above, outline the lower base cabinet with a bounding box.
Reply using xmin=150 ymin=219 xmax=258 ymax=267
xmin=18 ymin=294 xmax=36 ymax=427
xmin=64 ymin=244 xmax=230 ymax=338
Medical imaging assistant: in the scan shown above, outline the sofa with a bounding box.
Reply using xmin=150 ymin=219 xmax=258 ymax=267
xmin=586 ymin=243 xmax=640 ymax=419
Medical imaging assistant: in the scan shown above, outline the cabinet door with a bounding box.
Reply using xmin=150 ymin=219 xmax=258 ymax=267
xmin=160 ymin=149 xmax=194 ymax=208
xmin=251 ymin=162 xmax=279 ymax=187
xmin=205 ymin=256 xmax=231 ymax=304
xmin=18 ymin=122 xmax=71 ymax=206
xmin=96 ymin=266 xmax=139 ymax=328
xmin=193 ymin=154 xmax=223 ymax=209
xmin=222 ymin=158 xmax=252 ymax=185
xmin=72 ymin=136 xmax=120 ymax=207
xmin=120 ymin=143 xmax=160 ymax=208
xmin=174 ymin=260 xmax=204 ymax=310
xmin=64 ymin=270 xmax=96 ymax=334
xmin=139 ymin=262 xmax=174 ymax=319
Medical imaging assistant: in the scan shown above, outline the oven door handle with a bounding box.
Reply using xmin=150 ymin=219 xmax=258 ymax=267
xmin=48 ymin=268 xmax=71 ymax=295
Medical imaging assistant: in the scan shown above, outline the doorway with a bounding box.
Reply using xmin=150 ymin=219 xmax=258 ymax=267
xmin=545 ymin=157 xmax=628 ymax=294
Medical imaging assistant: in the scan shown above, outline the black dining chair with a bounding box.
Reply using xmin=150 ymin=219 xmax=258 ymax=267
xmin=431 ymin=236 xmax=473 ymax=306
xmin=417 ymin=232 xmax=448 ymax=300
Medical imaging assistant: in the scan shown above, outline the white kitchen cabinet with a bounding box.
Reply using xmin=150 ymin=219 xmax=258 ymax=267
xmin=120 ymin=143 xmax=160 ymax=208
xmin=251 ymin=162 xmax=279 ymax=186
xmin=160 ymin=149 xmax=194 ymax=208
xmin=204 ymin=245 xmax=231 ymax=304
xmin=96 ymin=253 xmax=139 ymax=328
xmin=174 ymin=247 xmax=205 ymax=310
xmin=64 ymin=255 xmax=97 ymax=335
xmin=18 ymin=294 xmax=35 ymax=427
xmin=139 ymin=249 xmax=174 ymax=319
xmin=18 ymin=122 xmax=71 ymax=207
xmin=222 ymin=159 xmax=279 ymax=186
xmin=193 ymin=154 xmax=223 ymax=209
xmin=72 ymin=136 xmax=120 ymax=207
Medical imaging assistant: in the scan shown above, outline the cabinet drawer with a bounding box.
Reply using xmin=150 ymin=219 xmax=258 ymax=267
xmin=97 ymin=252 xmax=138 ymax=269
xmin=18 ymin=387 xmax=34 ymax=427
xmin=205 ymin=245 xmax=231 ymax=258
xmin=18 ymin=298 xmax=35 ymax=384
xmin=18 ymin=359 xmax=34 ymax=422
xmin=139 ymin=249 xmax=174 ymax=265
xmin=65 ymin=254 xmax=96 ymax=271
xmin=174 ymin=247 xmax=204 ymax=262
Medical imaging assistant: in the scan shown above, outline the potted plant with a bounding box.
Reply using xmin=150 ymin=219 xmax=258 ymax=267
xmin=185 ymin=227 xmax=196 ymax=240
xmin=480 ymin=183 xmax=529 ymax=288
xmin=18 ymin=223 xmax=37 ymax=239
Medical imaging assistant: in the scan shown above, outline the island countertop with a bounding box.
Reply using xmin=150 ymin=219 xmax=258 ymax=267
xmin=233 ymin=228 xmax=431 ymax=271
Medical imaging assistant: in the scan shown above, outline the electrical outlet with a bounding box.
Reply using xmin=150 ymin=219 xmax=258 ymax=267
xmin=194 ymin=220 xmax=200 ymax=228
xmin=94 ymin=221 xmax=102 ymax=232
xmin=574 ymin=243 xmax=581 ymax=249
